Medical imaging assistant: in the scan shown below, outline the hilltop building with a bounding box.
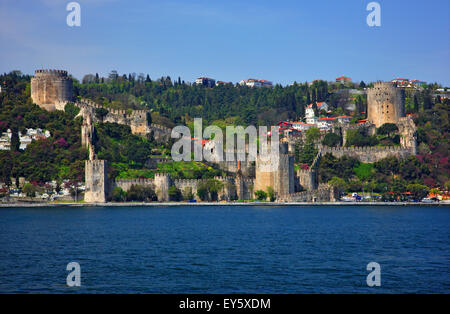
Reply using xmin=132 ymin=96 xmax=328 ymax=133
xmin=391 ymin=78 xmax=426 ymax=88
xmin=239 ymin=79 xmax=273 ymax=88
xmin=336 ymin=76 xmax=352 ymax=84
xmin=195 ymin=77 xmax=216 ymax=87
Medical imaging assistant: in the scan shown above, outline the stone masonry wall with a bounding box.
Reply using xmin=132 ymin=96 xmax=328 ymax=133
xmin=75 ymin=98 xmax=172 ymax=138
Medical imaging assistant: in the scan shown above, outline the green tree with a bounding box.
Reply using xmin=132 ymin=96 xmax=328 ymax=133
xmin=64 ymin=102 xmax=80 ymax=119
xmin=377 ymin=123 xmax=398 ymax=137
xmin=413 ymin=94 xmax=419 ymax=112
xmin=95 ymin=108 xmax=109 ymax=122
xmin=10 ymin=127 xmax=20 ymax=152
xmin=305 ymin=127 xmax=321 ymax=143
xmin=208 ymin=179 xmax=224 ymax=201
xmin=353 ymin=163 xmax=374 ymax=181
xmin=254 ymin=190 xmax=268 ymax=201
xmin=126 ymin=184 xmax=157 ymax=202
xmin=22 ymin=183 xmax=38 ymax=197
xmin=322 ymin=133 xmax=341 ymax=147
xmin=112 ymin=187 xmax=126 ymax=202
xmin=266 ymin=186 xmax=276 ymax=202
xmin=328 ymin=176 xmax=347 ymax=192
xmin=197 ymin=182 xmax=209 ymax=201
xmin=406 ymin=184 xmax=429 ymax=201
xmin=182 ymin=187 xmax=194 ymax=200
xmin=168 ymin=185 xmax=182 ymax=201
xmin=298 ymin=142 xmax=318 ymax=166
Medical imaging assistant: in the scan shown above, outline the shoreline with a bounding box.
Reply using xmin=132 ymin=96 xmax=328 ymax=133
xmin=0 ymin=201 xmax=449 ymax=207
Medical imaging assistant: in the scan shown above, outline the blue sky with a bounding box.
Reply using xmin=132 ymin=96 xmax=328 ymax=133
xmin=0 ymin=0 xmax=449 ymax=85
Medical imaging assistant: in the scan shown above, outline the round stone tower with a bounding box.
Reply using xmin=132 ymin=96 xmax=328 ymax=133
xmin=367 ymin=82 xmax=405 ymax=127
xmin=31 ymin=69 xmax=73 ymax=111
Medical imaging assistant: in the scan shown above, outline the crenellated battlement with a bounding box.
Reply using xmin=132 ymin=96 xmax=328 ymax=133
xmin=76 ymin=98 xmax=150 ymax=117
xmin=154 ymin=173 xmax=169 ymax=178
xmin=34 ymin=69 xmax=69 ymax=77
xmin=31 ymin=69 xmax=73 ymax=111
xmin=116 ymin=178 xmax=154 ymax=184
xmin=372 ymin=81 xmax=396 ymax=89
xmin=319 ymin=145 xmax=404 ymax=152
xmin=150 ymin=123 xmax=172 ymax=132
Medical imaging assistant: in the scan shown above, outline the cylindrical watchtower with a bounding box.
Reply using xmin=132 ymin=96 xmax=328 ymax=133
xmin=31 ymin=69 xmax=73 ymax=111
xmin=367 ymin=82 xmax=405 ymax=127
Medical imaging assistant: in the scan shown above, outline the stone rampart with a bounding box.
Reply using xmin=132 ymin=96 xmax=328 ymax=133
xmin=318 ymin=145 xmax=413 ymax=163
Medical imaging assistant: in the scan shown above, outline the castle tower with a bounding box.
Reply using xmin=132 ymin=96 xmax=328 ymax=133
xmin=84 ymin=160 xmax=108 ymax=203
xmin=254 ymin=143 xmax=295 ymax=198
xmin=154 ymin=173 xmax=171 ymax=201
xmin=31 ymin=69 xmax=73 ymax=111
xmin=367 ymin=82 xmax=405 ymax=127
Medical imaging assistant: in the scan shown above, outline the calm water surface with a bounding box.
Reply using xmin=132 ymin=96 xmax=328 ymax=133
xmin=0 ymin=205 xmax=448 ymax=293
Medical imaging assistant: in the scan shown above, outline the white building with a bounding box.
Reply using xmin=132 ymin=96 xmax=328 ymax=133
xmin=195 ymin=77 xmax=216 ymax=87
xmin=239 ymin=79 xmax=273 ymax=88
xmin=0 ymin=128 xmax=51 ymax=150
xmin=306 ymin=116 xmax=318 ymax=125
xmin=306 ymin=102 xmax=328 ymax=118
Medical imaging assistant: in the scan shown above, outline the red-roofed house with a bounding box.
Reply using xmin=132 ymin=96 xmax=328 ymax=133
xmin=291 ymin=122 xmax=315 ymax=131
xmin=409 ymin=80 xmax=426 ymax=87
xmin=276 ymin=121 xmax=293 ymax=128
xmin=216 ymin=81 xmax=232 ymax=85
xmin=336 ymin=76 xmax=352 ymax=84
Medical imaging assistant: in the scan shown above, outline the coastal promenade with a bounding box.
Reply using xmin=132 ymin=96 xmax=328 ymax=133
xmin=1 ymin=201 xmax=449 ymax=207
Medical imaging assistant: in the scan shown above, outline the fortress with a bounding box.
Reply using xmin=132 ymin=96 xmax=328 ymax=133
xmin=29 ymin=70 xmax=418 ymax=203
xmin=79 ymin=79 xmax=417 ymax=203
xmin=31 ymin=70 xmax=73 ymax=111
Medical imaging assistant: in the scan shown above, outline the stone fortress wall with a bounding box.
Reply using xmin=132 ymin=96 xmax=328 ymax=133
xmin=278 ymin=183 xmax=338 ymax=202
xmin=114 ymin=175 xmax=255 ymax=201
xmin=75 ymin=98 xmax=172 ymax=140
xmin=318 ymin=145 xmax=414 ymax=163
xmin=296 ymin=149 xmax=322 ymax=191
xmin=31 ymin=69 xmax=73 ymax=111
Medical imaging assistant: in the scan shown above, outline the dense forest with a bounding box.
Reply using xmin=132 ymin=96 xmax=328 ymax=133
xmin=75 ymin=73 xmax=356 ymax=127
